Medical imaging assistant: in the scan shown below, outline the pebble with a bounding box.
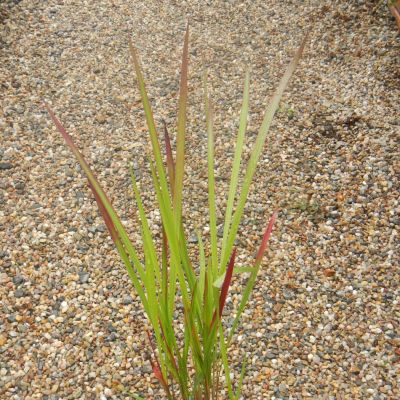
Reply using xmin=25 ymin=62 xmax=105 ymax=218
xmin=12 ymin=275 xmax=24 ymax=285
xmin=78 ymin=271 xmax=90 ymax=284
xmin=14 ymin=289 xmax=25 ymax=298
xmin=60 ymin=301 xmax=69 ymax=313
xmin=0 ymin=335 xmax=7 ymax=346
xmin=96 ymin=114 xmax=108 ymax=124
xmin=0 ymin=162 xmax=13 ymax=170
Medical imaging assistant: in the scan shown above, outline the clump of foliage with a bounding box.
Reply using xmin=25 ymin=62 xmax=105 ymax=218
xmin=46 ymin=26 xmax=306 ymax=399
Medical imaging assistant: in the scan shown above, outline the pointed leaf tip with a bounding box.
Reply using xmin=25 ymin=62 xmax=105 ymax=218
xmin=210 ymin=248 xmax=236 ymax=329
xmin=219 ymin=248 xmax=236 ymax=318
xmin=163 ymin=120 xmax=175 ymax=191
xmin=88 ymin=180 xmax=119 ymax=245
xmin=255 ymin=211 xmax=278 ymax=264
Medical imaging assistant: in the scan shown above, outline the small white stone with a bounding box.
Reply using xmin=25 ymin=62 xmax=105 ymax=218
xmin=60 ymin=301 xmax=68 ymax=313
xmin=313 ymin=354 xmax=321 ymax=363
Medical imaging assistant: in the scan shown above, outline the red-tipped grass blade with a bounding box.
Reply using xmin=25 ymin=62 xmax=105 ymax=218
xmin=163 ymin=119 xmax=175 ymax=192
xmin=228 ymin=212 xmax=278 ymax=342
xmin=255 ymin=210 xmax=278 ymax=265
xmin=159 ymin=318 xmax=179 ymax=374
xmin=44 ymin=102 xmax=139 ymax=261
xmin=45 ymin=102 xmax=151 ymax=317
xmin=88 ymin=181 xmax=118 ymax=245
xmin=147 ymin=331 xmax=171 ymax=396
xmin=210 ymin=248 xmax=236 ymax=328
xmin=219 ymin=248 xmax=236 ymax=318
xmin=150 ymin=360 xmax=170 ymax=393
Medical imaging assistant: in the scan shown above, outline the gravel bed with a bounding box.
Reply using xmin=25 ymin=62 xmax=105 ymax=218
xmin=1 ymin=0 xmax=399 ymax=399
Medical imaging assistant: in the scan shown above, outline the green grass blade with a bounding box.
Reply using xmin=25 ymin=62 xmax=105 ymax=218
xmin=219 ymin=323 xmax=234 ymax=399
xmin=183 ymin=284 xmax=205 ymax=378
xmin=180 ymin=327 xmax=190 ymax=396
xmin=161 ymin=226 xmax=169 ymax=318
xmin=204 ymin=262 xmax=214 ymax=329
xmin=163 ymin=120 xmax=196 ymax=293
xmin=173 ymin=23 xmax=189 ymax=231
xmin=129 ymin=41 xmax=173 ymax=222
xmin=235 ymin=357 xmax=247 ymax=399
xmin=203 ymin=264 xmax=217 ymax=364
xmin=163 ymin=119 xmax=196 ymax=294
xmin=130 ymin=167 xmax=171 ymax=369
xmin=148 ymin=159 xmax=178 ymax=310
xmin=197 ymin=231 xmax=206 ymax=309
xmin=130 ymin=166 xmax=161 ymax=285
xmin=220 ymin=70 xmax=250 ymax=273
xmin=220 ymin=36 xmax=307 ymax=273
xmin=203 ymin=72 xmax=218 ymax=277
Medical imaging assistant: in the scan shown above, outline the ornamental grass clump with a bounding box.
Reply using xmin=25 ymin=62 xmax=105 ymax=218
xmin=46 ymin=26 xmax=306 ymax=399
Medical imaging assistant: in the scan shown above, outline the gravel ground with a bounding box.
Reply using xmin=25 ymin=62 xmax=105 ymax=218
xmin=1 ymin=0 xmax=399 ymax=399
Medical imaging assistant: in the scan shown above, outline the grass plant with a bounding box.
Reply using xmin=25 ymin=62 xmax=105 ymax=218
xmin=45 ymin=26 xmax=307 ymax=399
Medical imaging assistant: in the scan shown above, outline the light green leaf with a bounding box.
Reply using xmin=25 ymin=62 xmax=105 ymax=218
xmin=213 ymin=267 xmax=254 ymax=288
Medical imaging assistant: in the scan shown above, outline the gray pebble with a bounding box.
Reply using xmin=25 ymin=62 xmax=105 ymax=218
xmin=14 ymin=289 xmax=25 ymax=298
xmin=0 ymin=162 xmax=13 ymax=170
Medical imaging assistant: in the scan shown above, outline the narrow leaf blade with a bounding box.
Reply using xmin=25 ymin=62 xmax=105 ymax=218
xmin=173 ymin=23 xmax=189 ymax=229
xmin=203 ymin=73 xmax=218 ymax=277
xmin=163 ymin=119 xmax=175 ymax=192
xmin=220 ymin=70 xmax=250 ymax=272
xmin=220 ymin=35 xmax=307 ymax=272
xmin=219 ymin=248 xmax=236 ymax=318
xmin=255 ymin=210 xmax=278 ymax=264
